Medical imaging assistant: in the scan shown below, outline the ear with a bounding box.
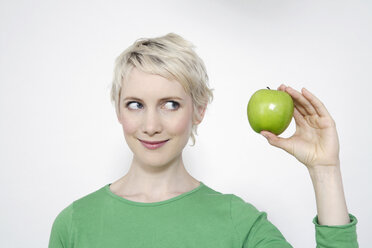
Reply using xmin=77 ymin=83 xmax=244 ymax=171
xmin=116 ymin=90 xmax=123 ymax=124
xmin=193 ymin=104 xmax=207 ymax=125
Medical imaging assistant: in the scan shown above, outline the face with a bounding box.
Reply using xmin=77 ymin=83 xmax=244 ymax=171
xmin=117 ymin=67 xmax=204 ymax=168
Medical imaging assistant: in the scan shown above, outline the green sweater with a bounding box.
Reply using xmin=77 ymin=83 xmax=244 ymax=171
xmin=48 ymin=181 xmax=358 ymax=247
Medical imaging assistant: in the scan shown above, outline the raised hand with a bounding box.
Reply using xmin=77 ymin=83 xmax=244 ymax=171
xmin=260 ymin=84 xmax=340 ymax=169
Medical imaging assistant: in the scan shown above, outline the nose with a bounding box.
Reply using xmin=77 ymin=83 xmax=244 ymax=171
xmin=142 ymin=109 xmax=162 ymax=136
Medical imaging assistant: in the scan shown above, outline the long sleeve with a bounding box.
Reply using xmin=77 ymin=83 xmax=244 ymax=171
xmin=230 ymin=195 xmax=359 ymax=248
xmin=47 ymin=188 xmax=358 ymax=247
xmin=230 ymin=195 xmax=293 ymax=248
xmin=48 ymin=203 xmax=74 ymax=248
xmin=313 ymin=213 xmax=358 ymax=248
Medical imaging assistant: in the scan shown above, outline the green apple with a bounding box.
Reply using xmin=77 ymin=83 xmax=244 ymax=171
xmin=247 ymin=87 xmax=294 ymax=135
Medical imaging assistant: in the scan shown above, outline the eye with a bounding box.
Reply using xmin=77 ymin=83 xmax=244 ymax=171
xmin=126 ymin=101 xmax=143 ymax=110
xmin=164 ymin=101 xmax=180 ymax=110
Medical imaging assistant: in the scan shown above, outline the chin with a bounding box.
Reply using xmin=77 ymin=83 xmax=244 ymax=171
xmin=138 ymin=148 xmax=182 ymax=168
xmin=136 ymin=154 xmax=179 ymax=169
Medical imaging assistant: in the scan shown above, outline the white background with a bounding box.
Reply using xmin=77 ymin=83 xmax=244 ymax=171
xmin=0 ymin=0 xmax=371 ymax=247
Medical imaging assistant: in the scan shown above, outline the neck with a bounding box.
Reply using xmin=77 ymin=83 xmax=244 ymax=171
xmin=110 ymin=154 xmax=200 ymax=200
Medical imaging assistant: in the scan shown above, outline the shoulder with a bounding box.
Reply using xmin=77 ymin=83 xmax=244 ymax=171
xmin=49 ymin=186 xmax=106 ymax=246
xmin=229 ymin=194 xmax=265 ymax=228
xmin=199 ymin=185 xmax=268 ymax=235
xmin=54 ymin=185 xmax=107 ymax=221
xmin=201 ymin=184 xmax=258 ymax=209
xmin=66 ymin=185 xmax=108 ymax=218
xmin=52 ymin=202 xmax=74 ymax=228
xmin=197 ymin=183 xmax=232 ymax=206
xmin=49 ymin=202 xmax=74 ymax=246
xmin=230 ymin=194 xmax=260 ymax=214
xmin=73 ymin=185 xmax=106 ymax=205
xmin=199 ymin=184 xmax=260 ymax=217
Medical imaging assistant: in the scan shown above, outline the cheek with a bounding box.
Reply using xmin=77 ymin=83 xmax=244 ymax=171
xmin=121 ymin=116 xmax=139 ymax=134
xmin=168 ymin=112 xmax=193 ymax=135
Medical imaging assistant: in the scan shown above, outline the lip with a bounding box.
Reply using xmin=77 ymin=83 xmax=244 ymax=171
xmin=138 ymin=139 xmax=169 ymax=150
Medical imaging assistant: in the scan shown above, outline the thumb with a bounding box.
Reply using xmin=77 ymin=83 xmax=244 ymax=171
xmin=260 ymin=131 xmax=292 ymax=154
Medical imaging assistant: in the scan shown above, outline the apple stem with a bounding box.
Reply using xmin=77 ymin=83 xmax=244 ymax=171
xmin=267 ymin=87 xmax=270 ymax=90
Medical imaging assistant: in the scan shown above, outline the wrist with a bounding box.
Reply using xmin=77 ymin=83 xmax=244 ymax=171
xmin=307 ymin=163 xmax=350 ymax=226
xmin=308 ymin=164 xmax=341 ymax=182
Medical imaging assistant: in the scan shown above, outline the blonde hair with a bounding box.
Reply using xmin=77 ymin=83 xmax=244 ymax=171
xmin=110 ymin=33 xmax=214 ymax=146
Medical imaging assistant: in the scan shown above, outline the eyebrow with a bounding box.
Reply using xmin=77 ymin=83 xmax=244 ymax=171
xmin=122 ymin=96 xmax=184 ymax=102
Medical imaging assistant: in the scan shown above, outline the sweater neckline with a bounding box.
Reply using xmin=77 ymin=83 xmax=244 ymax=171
xmin=104 ymin=181 xmax=205 ymax=207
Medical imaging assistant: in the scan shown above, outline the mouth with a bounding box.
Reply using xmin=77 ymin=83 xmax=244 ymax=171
xmin=138 ymin=139 xmax=170 ymax=150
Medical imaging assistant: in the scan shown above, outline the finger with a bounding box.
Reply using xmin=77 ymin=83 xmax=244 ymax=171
xmin=277 ymin=85 xmax=307 ymax=116
xmin=260 ymin=130 xmax=293 ymax=155
xmin=285 ymin=86 xmax=317 ymax=116
xmin=277 ymin=84 xmax=286 ymax=91
xmin=293 ymin=106 xmax=307 ymax=126
xmin=301 ymin=88 xmax=331 ymax=117
xmin=294 ymin=101 xmax=307 ymax=116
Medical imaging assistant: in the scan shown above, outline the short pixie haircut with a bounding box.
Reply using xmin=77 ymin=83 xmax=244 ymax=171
xmin=110 ymin=33 xmax=214 ymax=146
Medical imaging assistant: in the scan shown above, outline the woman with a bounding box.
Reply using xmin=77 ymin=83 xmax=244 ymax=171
xmin=48 ymin=33 xmax=358 ymax=247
